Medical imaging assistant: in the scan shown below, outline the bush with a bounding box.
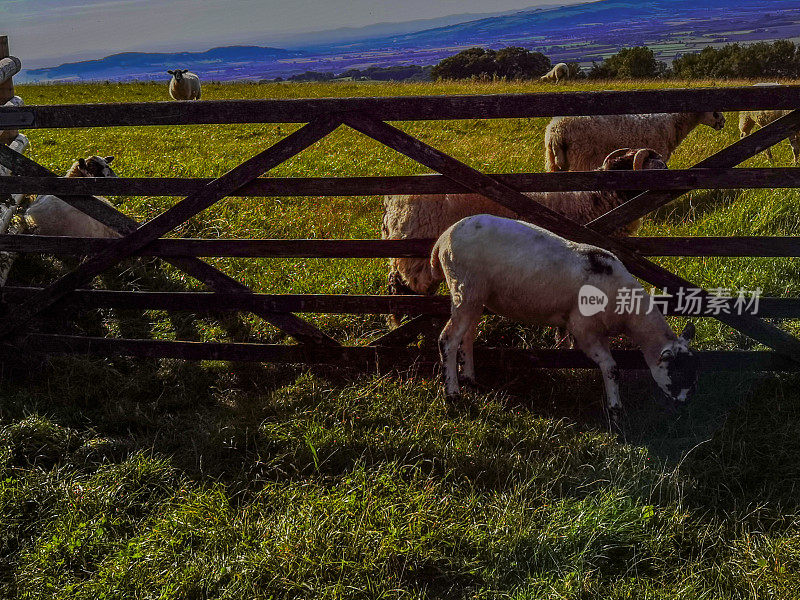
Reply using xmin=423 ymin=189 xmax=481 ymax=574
xmin=673 ymin=40 xmax=800 ymax=79
xmin=432 ymin=46 xmax=551 ymax=80
xmin=589 ymin=46 xmax=666 ymax=79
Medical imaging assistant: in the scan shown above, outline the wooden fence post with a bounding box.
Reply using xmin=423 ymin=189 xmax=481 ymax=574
xmin=0 ymin=36 xmax=21 ymax=146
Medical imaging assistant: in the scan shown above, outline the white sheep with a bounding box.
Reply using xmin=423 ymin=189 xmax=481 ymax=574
xmin=739 ymin=109 xmax=799 ymax=163
xmin=167 ymin=69 xmax=201 ymax=100
xmin=540 ymin=62 xmax=569 ymax=83
xmin=544 ymin=112 xmax=726 ymax=172
xmin=431 ymin=214 xmax=698 ymax=426
xmin=383 ymin=148 xmax=666 ymax=300
xmin=24 ymin=156 xmax=121 ymax=238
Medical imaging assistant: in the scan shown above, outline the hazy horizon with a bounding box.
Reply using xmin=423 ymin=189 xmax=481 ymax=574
xmin=2 ymin=0 xmax=592 ymax=68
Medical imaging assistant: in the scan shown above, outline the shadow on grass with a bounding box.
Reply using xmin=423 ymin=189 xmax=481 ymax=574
xmin=650 ymin=188 xmax=742 ymax=225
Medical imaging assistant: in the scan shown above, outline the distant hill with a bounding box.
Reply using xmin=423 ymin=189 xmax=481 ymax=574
xmin=21 ymin=0 xmax=800 ymax=82
xmin=24 ymin=46 xmax=305 ymax=82
xmin=324 ymin=0 xmax=800 ymax=64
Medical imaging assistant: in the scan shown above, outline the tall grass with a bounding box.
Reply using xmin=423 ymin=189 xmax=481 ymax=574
xmin=1 ymin=79 xmax=799 ymax=598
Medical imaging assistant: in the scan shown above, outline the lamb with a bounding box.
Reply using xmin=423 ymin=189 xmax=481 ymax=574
xmin=540 ymin=62 xmax=569 ymax=83
xmin=383 ymin=148 xmax=666 ymax=300
xmin=544 ymin=111 xmax=726 ymax=172
xmin=432 ymin=214 xmax=698 ymax=427
xmin=24 ymin=156 xmax=121 ymax=238
xmin=167 ymin=69 xmax=201 ymax=100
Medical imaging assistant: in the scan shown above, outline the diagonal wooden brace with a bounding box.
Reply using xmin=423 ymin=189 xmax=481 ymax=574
xmin=0 ymin=117 xmax=343 ymax=343
xmin=342 ymin=113 xmax=800 ymax=361
xmin=589 ymin=109 xmax=800 ymax=234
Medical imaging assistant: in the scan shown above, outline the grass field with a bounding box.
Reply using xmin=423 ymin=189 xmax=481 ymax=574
xmin=1 ymin=79 xmax=800 ymax=598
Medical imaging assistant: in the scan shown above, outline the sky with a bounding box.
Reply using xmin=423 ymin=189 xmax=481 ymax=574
xmin=1 ymin=0 xmax=590 ymax=67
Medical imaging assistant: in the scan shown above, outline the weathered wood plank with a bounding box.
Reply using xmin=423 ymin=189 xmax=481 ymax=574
xmin=4 ymin=236 xmax=800 ymax=258
xmin=589 ymin=110 xmax=800 ymax=233
xmin=4 ymin=87 xmax=800 ymax=128
xmin=0 ymin=138 xmax=340 ymax=346
xmin=342 ymin=113 xmax=800 ymax=360
xmin=3 ymin=288 xmax=796 ymax=318
xmin=11 ymin=333 xmax=800 ymax=371
xmin=0 ymin=116 xmax=344 ymax=339
xmin=3 ymin=167 xmax=800 ymax=197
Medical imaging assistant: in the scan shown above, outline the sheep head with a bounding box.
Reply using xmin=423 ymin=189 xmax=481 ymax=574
xmin=650 ymin=323 xmax=699 ymax=405
xmin=600 ymin=148 xmax=667 ymax=172
xmin=701 ymin=111 xmax=726 ymax=130
xmin=71 ymin=156 xmax=118 ymax=178
xmin=167 ymin=69 xmax=188 ymax=81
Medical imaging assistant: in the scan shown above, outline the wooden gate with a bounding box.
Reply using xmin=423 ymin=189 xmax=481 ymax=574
xmin=2 ymin=82 xmax=800 ymax=371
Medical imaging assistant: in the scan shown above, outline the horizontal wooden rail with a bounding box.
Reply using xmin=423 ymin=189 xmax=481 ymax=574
xmin=10 ymin=334 xmax=800 ymax=371
xmin=3 ymin=168 xmax=800 ymax=196
xmin=3 ymin=288 xmax=797 ymax=318
xmin=3 ymin=86 xmax=800 ymax=128
xmin=3 ymin=235 xmax=800 ymax=258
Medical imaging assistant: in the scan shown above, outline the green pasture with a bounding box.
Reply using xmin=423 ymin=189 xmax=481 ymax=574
xmin=0 ymin=79 xmax=799 ymax=598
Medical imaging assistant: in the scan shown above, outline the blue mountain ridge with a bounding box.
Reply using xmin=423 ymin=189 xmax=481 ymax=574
xmin=22 ymin=0 xmax=800 ymax=82
xmin=26 ymin=46 xmax=304 ymax=80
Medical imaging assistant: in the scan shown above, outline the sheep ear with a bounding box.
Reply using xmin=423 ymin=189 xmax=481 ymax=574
xmin=680 ymin=322 xmax=696 ymax=342
xmin=104 ymin=156 xmax=114 ymax=164
xmin=167 ymin=70 xmax=175 ymax=75
xmin=77 ymin=158 xmax=86 ymax=169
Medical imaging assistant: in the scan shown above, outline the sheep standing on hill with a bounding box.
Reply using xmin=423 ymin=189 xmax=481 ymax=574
xmin=382 ymin=148 xmax=666 ymax=303
xmin=167 ymin=69 xmax=201 ymax=100
xmin=540 ymin=62 xmax=569 ymax=83
xmin=432 ymin=214 xmax=698 ymax=426
xmin=544 ymin=111 xmax=726 ymax=172
xmin=739 ymin=110 xmax=799 ymax=163
xmin=24 ymin=156 xmax=121 ymax=238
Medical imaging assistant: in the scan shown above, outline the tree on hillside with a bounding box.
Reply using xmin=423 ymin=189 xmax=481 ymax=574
xmin=589 ymin=46 xmax=666 ymax=79
xmin=494 ymin=47 xmax=550 ymax=79
xmin=431 ymin=47 xmax=498 ymax=80
xmin=431 ymin=46 xmax=552 ymax=80
xmin=566 ymin=62 xmax=586 ymax=80
xmin=672 ymin=40 xmax=800 ymax=79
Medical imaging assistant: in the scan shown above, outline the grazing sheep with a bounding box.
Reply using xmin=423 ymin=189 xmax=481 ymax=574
xmin=544 ymin=111 xmax=726 ymax=172
xmin=383 ymin=148 xmax=666 ymax=300
xmin=432 ymin=214 xmax=698 ymax=426
xmin=739 ymin=109 xmax=799 ymax=163
xmin=24 ymin=156 xmax=121 ymax=238
xmin=540 ymin=62 xmax=569 ymax=83
xmin=167 ymin=69 xmax=201 ymax=100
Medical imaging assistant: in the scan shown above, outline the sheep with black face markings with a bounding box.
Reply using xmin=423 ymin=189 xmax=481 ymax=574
xmin=544 ymin=111 xmax=726 ymax=172
xmin=382 ymin=148 xmax=666 ymax=304
xmin=24 ymin=156 xmax=120 ymax=238
xmin=432 ymin=214 xmax=698 ymax=429
xmin=167 ymin=69 xmax=201 ymax=100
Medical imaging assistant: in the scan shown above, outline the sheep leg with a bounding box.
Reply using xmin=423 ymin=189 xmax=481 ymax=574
xmin=573 ymin=333 xmax=622 ymax=433
xmin=790 ymin=134 xmax=800 ymax=165
xmin=457 ymin=320 xmax=479 ymax=387
xmin=439 ymin=304 xmax=481 ymax=400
